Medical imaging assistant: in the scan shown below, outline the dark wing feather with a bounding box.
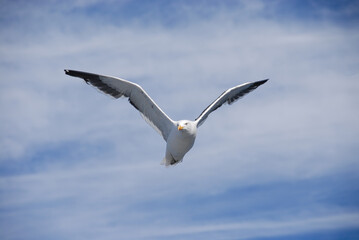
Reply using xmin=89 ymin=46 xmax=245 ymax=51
xmin=195 ymin=79 xmax=268 ymax=127
xmin=65 ymin=69 xmax=175 ymax=141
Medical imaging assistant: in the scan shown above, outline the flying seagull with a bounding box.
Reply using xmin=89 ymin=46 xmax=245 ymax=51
xmin=65 ymin=69 xmax=267 ymax=166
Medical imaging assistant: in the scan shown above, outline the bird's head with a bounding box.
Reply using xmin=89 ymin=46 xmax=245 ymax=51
xmin=177 ymin=120 xmax=197 ymax=135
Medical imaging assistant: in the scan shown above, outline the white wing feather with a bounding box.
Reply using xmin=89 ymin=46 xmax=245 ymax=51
xmin=195 ymin=79 xmax=268 ymax=127
xmin=65 ymin=69 xmax=175 ymax=141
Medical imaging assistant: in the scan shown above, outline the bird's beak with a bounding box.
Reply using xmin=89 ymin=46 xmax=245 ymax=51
xmin=178 ymin=125 xmax=184 ymax=131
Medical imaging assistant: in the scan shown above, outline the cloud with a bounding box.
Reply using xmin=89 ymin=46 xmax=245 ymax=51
xmin=137 ymin=213 xmax=359 ymax=239
xmin=1 ymin=160 xmax=359 ymax=239
xmin=1 ymin=0 xmax=359 ymax=239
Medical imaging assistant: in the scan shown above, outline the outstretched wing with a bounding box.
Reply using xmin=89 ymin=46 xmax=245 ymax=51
xmin=65 ymin=69 xmax=175 ymax=141
xmin=195 ymin=79 xmax=268 ymax=127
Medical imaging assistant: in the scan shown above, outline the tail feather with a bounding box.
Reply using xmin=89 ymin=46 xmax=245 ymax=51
xmin=161 ymin=155 xmax=182 ymax=166
xmin=161 ymin=157 xmax=169 ymax=166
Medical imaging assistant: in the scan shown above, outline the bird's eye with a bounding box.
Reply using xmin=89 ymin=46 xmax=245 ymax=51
xmin=185 ymin=123 xmax=188 ymax=125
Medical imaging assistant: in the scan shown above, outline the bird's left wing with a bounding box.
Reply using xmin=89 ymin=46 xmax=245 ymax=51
xmin=195 ymin=79 xmax=268 ymax=127
xmin=65 ymin=69 xmax=175 ymax=141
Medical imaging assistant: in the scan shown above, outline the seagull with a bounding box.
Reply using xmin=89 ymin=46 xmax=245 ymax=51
xmin=65 ymin=69 xmax=267 ymax=166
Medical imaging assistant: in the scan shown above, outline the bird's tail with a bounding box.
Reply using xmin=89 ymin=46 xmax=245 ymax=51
xmin=161 ymin=156 xmax=182 ymax=167
xmin=161 ymin=158 xmax=170 ymax=166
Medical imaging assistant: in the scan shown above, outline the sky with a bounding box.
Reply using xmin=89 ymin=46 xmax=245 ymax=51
xmin=0 ymin=0 xmax=359 ymax=239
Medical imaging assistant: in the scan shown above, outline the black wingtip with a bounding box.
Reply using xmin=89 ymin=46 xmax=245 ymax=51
xmin=64 ymin=69 xmax=71 ymax=75
xmin=64 ymin=69 xmax=85 ymax=79
xmin=254 ymin=78 xmax=268 ymax=86
xmin=64 ymin=69 xmax=95 ymax=79
xmin=64 ymin=69 xmax=98 ymax=86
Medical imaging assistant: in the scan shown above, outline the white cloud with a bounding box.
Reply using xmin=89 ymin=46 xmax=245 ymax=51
xmin=137 ymin=213 xmax=359 ymax=239
xmin=1 ymin=158 xmax=358 ymax=239
xmin=1 ymin=1 xmax=359 ymax=239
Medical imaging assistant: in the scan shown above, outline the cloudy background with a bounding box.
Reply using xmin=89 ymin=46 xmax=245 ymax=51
xmin=1 ymin=0 xmax=359 ymax=239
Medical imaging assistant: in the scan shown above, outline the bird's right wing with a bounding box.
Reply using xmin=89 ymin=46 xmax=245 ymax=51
xmin=195 ymin=79 xmax=268 ymax=127
xmin=65 ymin=69 xmax=175 ymax=141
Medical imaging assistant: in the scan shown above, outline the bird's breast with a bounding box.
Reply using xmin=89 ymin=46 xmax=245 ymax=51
xmin=166 ymin=128 xmax=196 ymax=160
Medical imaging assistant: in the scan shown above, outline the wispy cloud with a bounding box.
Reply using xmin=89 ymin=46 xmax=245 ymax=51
xmin=1 ymin=0 xmax=359 ymax=239
xmin=1 ymin=159 xmax=358 ymax=239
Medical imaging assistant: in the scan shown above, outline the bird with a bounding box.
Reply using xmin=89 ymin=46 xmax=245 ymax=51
xmin=65 ymin=69 xmax=268 ymax=166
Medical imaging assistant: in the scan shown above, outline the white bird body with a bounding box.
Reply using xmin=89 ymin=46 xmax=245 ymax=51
xmin=164 ymin=120 xmax=197 ymax=166
xmin=65 ymin=69 xmax=267 ymax=166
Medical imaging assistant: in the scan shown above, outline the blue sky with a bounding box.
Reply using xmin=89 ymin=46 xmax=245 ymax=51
xmin=1 ymin=0 xmax=359 ymax=239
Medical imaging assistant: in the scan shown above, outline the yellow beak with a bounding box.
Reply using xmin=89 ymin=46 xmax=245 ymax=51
xmin=178 ymin=125 xmax=184 ymax=131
